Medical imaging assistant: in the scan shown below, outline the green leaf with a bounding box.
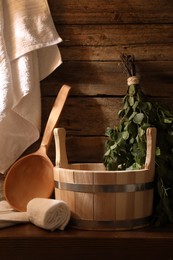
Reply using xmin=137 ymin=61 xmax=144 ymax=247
xmin=132 ymin=101 xmax=139 ymax=110
xmin=133 ymin=113 xmax=144 ymax=125
xmin=118 ymin=109 xmax=124 ymax=118
xmin=129 ymin=111 xmax=137 ymax=121
xmin=129 ymin=84 xmax=136 ymax=96
xmin=129 ymin=137 xmax=135 ymax=144
xmin=130 ymin=162 xmax=143 ymax=170
xmin=110 ymin=143 xmax=117 ymax=150
xmin=104 ymin=149 xmax=111 ymax=157
xmin=122 ymin=131 xmax=129 ymax=140
xmin=146 ymin=102 xmax=152 ymax=111
xmin=141 ymin=123 xmax=151 ymax=131
xmin=138 ymin=127 xmax=145 ymax=139
xmin=163 ymin=118 xmax=173 ymax=124
xmin=123 ymin=98 xmax=129 ymax=109
xmin=155 ymin=146 xmax=161 ymax=156
xmin=129 ymin=96 xmax=134 ymax=106
xmin=128 ymin=121 xmax=137 ymax=136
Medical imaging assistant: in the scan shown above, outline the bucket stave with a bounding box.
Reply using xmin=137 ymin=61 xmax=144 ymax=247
xmin=53 ymin=127 xmax=156 ymax=230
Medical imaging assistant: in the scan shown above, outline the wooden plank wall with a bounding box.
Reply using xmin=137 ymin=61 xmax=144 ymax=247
xmin=35 ymin=0 xmax=173 ymax=164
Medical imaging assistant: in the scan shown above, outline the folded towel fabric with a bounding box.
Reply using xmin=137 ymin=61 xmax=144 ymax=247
xmin=27 ymin=198 xmax=71 ymax=231
xmin=0 ymin=0 xmax=62 ymax=173
xmin=0 ymin=212 xmax=29 ymax=228
xmin=0 ymin=200 xmax=29 ymax=228
xmin=0 ymin=199 xmax=71 ymax=230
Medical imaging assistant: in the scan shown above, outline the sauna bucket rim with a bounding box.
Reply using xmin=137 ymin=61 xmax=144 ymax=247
xmin=54 ymin=127 xmax=157 ymax=175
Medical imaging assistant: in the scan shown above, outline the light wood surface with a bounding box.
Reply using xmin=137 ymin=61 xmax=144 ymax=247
xmin=3 ymin=85 xmax=71 ymax=211
xmin=54 ymin=128 xmax=156 ymax=230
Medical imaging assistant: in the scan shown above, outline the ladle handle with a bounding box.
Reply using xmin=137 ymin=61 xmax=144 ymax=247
xmin=41 ymin=85 xmax=71 ymax=150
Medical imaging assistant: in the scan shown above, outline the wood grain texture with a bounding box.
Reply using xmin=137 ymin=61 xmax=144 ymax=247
xmin=59 ymin=44 xmax=173 ymax=61
xmin=53 ymin=128 xmax=156 ymax=230
xmin=48 ymin=0 xmax=173 ymax=24
xmin=56 ymin=24 xmax=173 ymax=46
xmin=41 ymin=61 xmax=173 ymax=97
xmin=41 ymin=96 xmax=173 ymax=134
xmin=0 ymin=223 xmax=173 ymax=260
xmin=31 ymin=0 xmax=173 ymax=164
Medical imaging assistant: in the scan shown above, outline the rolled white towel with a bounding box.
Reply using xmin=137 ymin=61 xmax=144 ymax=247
xmin=27 ymin=198 xmax=71 ymax=231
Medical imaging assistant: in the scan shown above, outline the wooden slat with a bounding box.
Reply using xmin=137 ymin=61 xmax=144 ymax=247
xmin=66 ymin=136 xmax=106 ymax=163
xmin=74 ymin=171 xmax=94 ymax=219
xmin=41 ymin=61 xmax=173 ymax=97
xmin=48 ymin=0 xmax=173 ymax=24
xmin=40 ymin=96 xmax=173 ymax=137
xmin=41 ymin=96 xmax=123 ymax=135
xmin=23 ymin=136 xmax=106 ymax=164
xmin=59 ymin=44 xmax=173 ymax=61
xmin=56 ymin=24 xmax=173 ymax=46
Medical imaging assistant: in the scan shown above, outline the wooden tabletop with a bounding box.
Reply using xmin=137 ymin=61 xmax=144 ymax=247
xmin=0 ymin=223 xmax=173 ymax=260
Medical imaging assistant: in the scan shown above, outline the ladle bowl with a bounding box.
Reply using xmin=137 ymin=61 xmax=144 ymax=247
xmin=3 ymin=85 xmax=71 ymax=211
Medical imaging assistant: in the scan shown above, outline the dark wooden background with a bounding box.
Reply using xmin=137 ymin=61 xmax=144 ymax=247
xmin=30 ymin=0 xmax=173 ymax=165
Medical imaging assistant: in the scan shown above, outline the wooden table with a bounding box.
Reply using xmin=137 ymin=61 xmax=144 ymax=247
xmin=0 ymin=223 xmax=172 ymax=260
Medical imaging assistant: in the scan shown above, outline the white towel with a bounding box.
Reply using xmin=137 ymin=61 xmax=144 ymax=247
xmin=27 ymin=198 xmax=71 ymax=231
xmin=0 ymin=0 xmax=62 ymax=173
xmin=0 ymin=199 xmax=71 ymax=230
xmin=0 ymin=200 xmax=29 ymax=228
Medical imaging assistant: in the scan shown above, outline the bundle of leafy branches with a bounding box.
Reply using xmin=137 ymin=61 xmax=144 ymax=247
xmin=104 ymin=54 xmax=173 ymax=226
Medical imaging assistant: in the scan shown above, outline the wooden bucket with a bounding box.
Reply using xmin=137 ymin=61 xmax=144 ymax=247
xmin=53 ymin=127 xmax=156 ymax=230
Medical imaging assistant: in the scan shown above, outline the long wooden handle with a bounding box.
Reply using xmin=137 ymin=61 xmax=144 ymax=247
xmin=40 ymin=85 xmax=71 ymax=151
xmin=54 ymin=127 xmax=68 ymax=168
xmin=145 ymin=127 xmax=157 ymax=174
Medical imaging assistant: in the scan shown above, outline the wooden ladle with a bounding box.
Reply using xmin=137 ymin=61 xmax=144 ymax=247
xmin=3 ymin=85 xmax=71 ymax=212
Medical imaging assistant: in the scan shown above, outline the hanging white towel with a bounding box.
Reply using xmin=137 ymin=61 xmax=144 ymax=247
xmin=0 ymin=0 xmax=62 ymax=173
